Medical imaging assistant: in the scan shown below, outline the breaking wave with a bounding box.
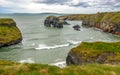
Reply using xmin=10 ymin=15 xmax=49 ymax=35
xmin=35 ymin=44 xmax=69 ymax=50
xmin=36 ymin=40 xmax=82 ymax=50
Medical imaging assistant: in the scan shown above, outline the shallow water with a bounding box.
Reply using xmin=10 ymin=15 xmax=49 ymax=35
xmin=0 ymin=14 xmax=120 ymax=65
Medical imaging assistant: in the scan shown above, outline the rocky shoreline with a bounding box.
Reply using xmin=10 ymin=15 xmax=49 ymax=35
xmin=59 ymin=11 xmax=120 ymax=36
xmin=0 ymin=18 xmax=22 ymax=47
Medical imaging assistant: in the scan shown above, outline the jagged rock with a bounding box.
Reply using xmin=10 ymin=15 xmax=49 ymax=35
xmin=73 ymin=25 xmax=80 ymax=31
xmin=44 ymin=16 xmax=69 ymax=28
xmin=44 ymin=16 xmax=63 ymax=28
xmin=0 ymin=18 xmax=22 ymax=47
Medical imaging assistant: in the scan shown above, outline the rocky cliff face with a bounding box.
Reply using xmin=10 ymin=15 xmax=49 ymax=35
xmin=66 ymin=42 xmax=120 ymax=65
xmin=0 ymin=18 xmax=22 ymax=47
xmin=82 ymin=12 xmax=120 ymax=36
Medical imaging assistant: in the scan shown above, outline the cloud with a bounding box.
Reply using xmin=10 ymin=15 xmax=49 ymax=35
xmin=0 ymin=0 xmax=120 ymax=13
xmin=34 ymin=0 xmax=70 ymax=5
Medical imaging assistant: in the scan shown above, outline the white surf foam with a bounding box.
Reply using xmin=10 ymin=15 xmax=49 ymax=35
xmin=67 ymin=40 xmax=82 ymax=45
xmin=36 ymin=44 xmax=69 ymax=50
xmin=18 ymin=58 xmax=35 ymax=63
xmin=50 ymin=61 xmax=66 ymax=68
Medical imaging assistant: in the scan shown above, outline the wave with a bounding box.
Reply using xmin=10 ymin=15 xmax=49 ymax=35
xmin=67 ymin=40 xmax=82 ymax=45
xmin=18 ymin=58 xmax=35 ymax=63
xmin=35 ymin=43 xmax=69 ymax=50
xmin=50 ymin=61 xmax=66 ymax=68
xmin=36 ymin=40 xmax=82 ymax=50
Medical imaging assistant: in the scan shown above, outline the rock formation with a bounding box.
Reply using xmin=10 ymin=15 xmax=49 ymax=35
xmin=44 ymin=16 xmax=69 ymax=28
xmin=0 ymin=18 xmax=22 ymax=47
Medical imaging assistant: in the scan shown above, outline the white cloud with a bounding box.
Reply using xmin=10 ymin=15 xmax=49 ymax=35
xmin=0 ymin=0 xmax=119 ymax=13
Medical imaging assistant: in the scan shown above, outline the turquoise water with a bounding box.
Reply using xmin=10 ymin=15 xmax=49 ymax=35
xmin=0 ymin=14 xmax=120 ymax=65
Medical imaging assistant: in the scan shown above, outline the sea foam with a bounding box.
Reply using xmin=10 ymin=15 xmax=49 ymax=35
xmin=35 ymin=43 xmax=69 ymax=50
xmin=50 ymin=61 xmax=66 ymax=68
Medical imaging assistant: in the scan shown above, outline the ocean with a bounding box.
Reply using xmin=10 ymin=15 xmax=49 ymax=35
xmin=0 ymin=13 xmax=120 ymax=67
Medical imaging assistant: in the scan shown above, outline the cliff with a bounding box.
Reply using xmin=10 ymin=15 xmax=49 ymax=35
xmin=66 ymin=42 xmax=120 ymax=65
xmin=0 ymin=18 xmax=22 ymax=47
xmin=82 ymin=12 xmax=120 ymax=36
xmin=59 ymin=11 xmax=120 ymax=36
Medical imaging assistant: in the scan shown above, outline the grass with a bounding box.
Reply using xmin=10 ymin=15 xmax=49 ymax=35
xmin=71 ymin=42 xmax=120 ymax=53
xmin=0 ymin=60 xmax=120 ymax=75
xmin=0 ymin=18 xmax=16 ymax=26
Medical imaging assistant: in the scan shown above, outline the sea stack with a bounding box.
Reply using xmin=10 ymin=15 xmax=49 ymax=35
xmin=0 ymin=18 xmax=22 ymax=47
xmin=44 ymin=16 xmax=63 ymax=28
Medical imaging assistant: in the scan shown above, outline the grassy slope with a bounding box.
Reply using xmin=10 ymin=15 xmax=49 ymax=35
xmin=0 ymin=60 xmax=120 ymax=75
xmin=0 ymin=18 xmax=22 ymax=45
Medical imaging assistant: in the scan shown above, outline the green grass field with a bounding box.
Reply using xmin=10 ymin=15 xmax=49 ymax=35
xmin=0 ymin=60 xmax=120 ymax=75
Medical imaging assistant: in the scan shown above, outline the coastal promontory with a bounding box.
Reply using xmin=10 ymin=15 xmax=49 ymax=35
xmin=0 ymin=18 xmax=22 ymax=47
xmin=66 ymin=42 xmax=120 ymax=65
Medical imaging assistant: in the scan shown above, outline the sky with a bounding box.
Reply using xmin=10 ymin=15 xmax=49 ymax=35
xmin=0 ymin=0 xmax=120 ymax=14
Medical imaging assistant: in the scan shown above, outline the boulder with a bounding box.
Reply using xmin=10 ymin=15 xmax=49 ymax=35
xmin=73 ymin=25 xmax=80 ymax=31
xmin=0 ymin=18 xmax=22 ymax=47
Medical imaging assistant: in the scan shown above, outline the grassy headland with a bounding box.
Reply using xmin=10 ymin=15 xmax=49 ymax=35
xmin=67 ymin=42 xmax=120 ymax=65
xmin=0 ymin=18 xmax=22 ymax=47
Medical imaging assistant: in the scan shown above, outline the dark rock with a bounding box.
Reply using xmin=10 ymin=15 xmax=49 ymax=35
xmin=73 ymin=25 xmax=80 ymax=31
xmin=44 ymin=16 xmax=63 ymax=28
xmin=44 ymin=16 xmax=70 ymax=28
